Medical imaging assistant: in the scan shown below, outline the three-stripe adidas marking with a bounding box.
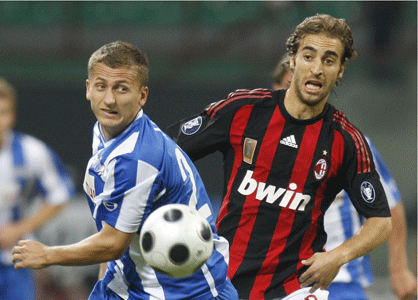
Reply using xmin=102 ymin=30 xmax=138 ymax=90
xmin=280 ymin=135 xmax=298 ymax=148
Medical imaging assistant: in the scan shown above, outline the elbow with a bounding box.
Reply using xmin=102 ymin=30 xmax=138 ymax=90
xmin=105 ymin=244 xmax=128 ymax=261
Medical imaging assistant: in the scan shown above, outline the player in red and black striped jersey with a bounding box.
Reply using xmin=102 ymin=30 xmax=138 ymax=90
xmin=168 ymin=14 xmax=392 ymax=300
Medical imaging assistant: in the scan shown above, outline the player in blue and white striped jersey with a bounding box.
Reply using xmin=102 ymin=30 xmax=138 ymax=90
xmin=0 ymin=78 xmax=75 ymax=300
xmin=324 ymin=137 xmax=417 ymax=300
xmin=12 ymin=41 xmax=238 ymax=300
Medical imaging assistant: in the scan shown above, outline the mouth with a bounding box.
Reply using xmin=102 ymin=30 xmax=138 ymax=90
xmin=101 ymin=109 xmax=118 ymax=117
xmin=305 ymin=80 xmax=323 ymax=94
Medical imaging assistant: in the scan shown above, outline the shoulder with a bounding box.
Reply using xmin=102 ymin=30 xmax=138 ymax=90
xmin=205 ymin=88 xmax=275 ymax=119
xmin=17 ymin=132 xmax=54 ymax=157
xmin=331 ymin=109 xmax=373 ymax=173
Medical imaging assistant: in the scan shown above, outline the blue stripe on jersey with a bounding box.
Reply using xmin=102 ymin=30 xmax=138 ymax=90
xmin=11 ymin=133 xmax=24 ymax=167
xmin=11 ymin=133 xmax=25 ymax=221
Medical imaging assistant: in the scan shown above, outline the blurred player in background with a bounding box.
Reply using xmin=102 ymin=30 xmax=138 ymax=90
xmin=168 ymin=14 xmax=393 ymax=300
xmin=0 ymin=78 xmax=75 ymax=300
xmin=271 ymin=53 xmax=292 ymax=91
xmin=12 ymin=41 xmax=238 ymax=300
xmin=272 ymin=54 xmax=417 ymax=300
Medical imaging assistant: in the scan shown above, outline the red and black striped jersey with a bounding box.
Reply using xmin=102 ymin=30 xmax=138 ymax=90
xmin=167 ymin=88 xmax=390 ymax=299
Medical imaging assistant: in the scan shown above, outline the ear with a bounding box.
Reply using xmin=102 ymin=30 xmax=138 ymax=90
xmin=139 ymin=86 xmax=149 ymax=107
xmin=337 ymin=64 xmax=345 ymax=79
xmin=86 ymin=79 xmax=91 ymax=101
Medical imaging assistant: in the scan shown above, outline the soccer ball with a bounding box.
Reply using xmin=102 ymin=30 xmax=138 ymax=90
xmin=139 ymin=204 xmax=214 ymax=278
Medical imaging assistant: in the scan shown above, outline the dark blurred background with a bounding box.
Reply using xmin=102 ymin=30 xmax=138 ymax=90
xmin=0 ymin=1 xmax=416 ymax=291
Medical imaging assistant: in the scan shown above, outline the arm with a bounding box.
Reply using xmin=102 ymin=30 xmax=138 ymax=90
xmin=0 ymin=202 xmax=66 ymax=250
xmin=299 ymin=216 xmax=392 ymax=293
xmin=388 ymin=202 xmax=417 ymax=300
xmin=98 ymin=263 xmax=107 ymax=280
xmin=12 ymin=222 xmax=136 ymax=269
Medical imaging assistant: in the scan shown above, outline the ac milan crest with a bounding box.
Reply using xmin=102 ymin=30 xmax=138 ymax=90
xmin=314 ymin=158 xmax=327 ymax=180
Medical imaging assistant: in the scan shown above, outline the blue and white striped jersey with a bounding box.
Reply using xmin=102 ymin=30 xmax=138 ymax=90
xmin=83 ymin=110 xmax=231 ymax=300
xmin=0 ymin=131 xmax=75 ymax=265
xmin=324 ymin=137 xmax=400 ymax=286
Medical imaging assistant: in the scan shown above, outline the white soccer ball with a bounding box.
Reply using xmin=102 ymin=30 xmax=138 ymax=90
xmin=139 ymin=204 xmax=214 ymax=278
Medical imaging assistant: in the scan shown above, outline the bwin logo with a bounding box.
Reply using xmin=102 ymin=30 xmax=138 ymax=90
xmin=237 ymin=170 xmax=311 ymax=211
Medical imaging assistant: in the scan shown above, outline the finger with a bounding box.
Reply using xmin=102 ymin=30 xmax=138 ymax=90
xmin=11 ymin=246 xmax=21 ymax=255
xmin=309 ymin=282 xmax=321 ymax=294
xmin=301 ymin=258 xmax=313 ymax=266
xmin=300 ymin=274 xmax=316 ymax=288
xmin=12 ymin=253 xmax=22 ymax=264
xmin=14 ymin=261 xmax=24 ymax=270
xmin=17 ymin=240 xmax=28 ymax=246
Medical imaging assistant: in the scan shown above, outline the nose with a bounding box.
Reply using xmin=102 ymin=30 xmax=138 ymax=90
xmin=103 ymin=89 xmax=116 ymax=106
xmin=310 ymin=59 xmax=323 ymax=76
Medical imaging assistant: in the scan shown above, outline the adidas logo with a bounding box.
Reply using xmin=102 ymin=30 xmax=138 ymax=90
xmin=280 ymin=135 xmax=298 ymax=148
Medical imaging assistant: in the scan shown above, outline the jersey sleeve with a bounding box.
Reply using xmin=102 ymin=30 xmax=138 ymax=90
xmin=341 ymin=132 xmax=391 ymax=219
xmin=365 ymin=137 xmax=401 ymax=209
xmin=167 ymin=98 xmax=237 ymax=161
xmin=25 ymin=136 xmax=75 ymax=205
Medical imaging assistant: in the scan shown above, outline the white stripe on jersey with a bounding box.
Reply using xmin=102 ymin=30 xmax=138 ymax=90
xmin=201 ymin=264 xmax=218 ymax=297
xmin=105 ymin=132 xmax=139 ymax=165
xmin=115 ymin=160 xmax=158 ymax=232
xmin=107 ymin=260 xmax=130 ymax=300
xmin=128 ymin=236 xmax=166 ymax=299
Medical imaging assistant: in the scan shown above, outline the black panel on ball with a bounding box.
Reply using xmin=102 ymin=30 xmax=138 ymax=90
xmin=163 ymin=208 xmax=183 ymax=222
xmin=169 ymin=244 xmax=189 ymax=265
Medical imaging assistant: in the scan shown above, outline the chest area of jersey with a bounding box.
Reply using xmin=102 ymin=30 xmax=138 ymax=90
xmin=0 ymin=150 xmax=34 ymax=208
xmin=229 ymin=109 xmax=338 ymax=210
xmin=83 ymin=153 xmax=106 ymax=203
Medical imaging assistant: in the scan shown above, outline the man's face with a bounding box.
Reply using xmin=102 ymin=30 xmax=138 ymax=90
xmin=86 ymin=63 xmax=148 ymax=140
xmin=289 ymin=33 xmax=345 ymax=106
xmin=0 ymin=98 xmax=16 ymax=141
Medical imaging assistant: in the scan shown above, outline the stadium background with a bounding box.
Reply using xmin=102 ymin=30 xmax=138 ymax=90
xmin=0 ymin=1 xmax=416 ymax=299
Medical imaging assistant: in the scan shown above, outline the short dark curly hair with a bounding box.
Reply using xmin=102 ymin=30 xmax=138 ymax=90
xmin=286 ymin=14 xmax=357 ymax=65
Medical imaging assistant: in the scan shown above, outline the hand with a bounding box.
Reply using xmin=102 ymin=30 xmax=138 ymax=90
xmin=299 ymin=252 xmax=342 ymax=293
xmin=0 ymin=223 xmax=25 ymax=249
xmin=390 ymin=268 xmax=417 ymax=300
xmin=12 ymin=240 xmax=49 ymax=270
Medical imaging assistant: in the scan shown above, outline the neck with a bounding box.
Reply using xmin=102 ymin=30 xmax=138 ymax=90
xmin=283 ymin=90 xmax=328 ymax=120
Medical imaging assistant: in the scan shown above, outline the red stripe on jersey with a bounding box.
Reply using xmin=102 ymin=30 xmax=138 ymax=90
xmin=284 ymin=121 xmax=324 ymax=295
xmin=217 ymin=105 xmax=254 ymax=226
xmin=333 ymin=112 xmax=371 ymax=174
xmin=209 ymin=90 xmax=272 ymax=119
xmin=227 ymin=106 xmax=284 ymax=285
xmin=249 ymin=119 xmax=323 ymax=299
xmin=297 ymin=130 xmax=344 ymax=274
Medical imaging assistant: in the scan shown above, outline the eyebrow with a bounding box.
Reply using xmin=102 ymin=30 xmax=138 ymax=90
xmin=301 ymin=46 xmax=339 ymax=58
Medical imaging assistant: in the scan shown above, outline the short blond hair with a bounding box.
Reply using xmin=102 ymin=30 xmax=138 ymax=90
xmin=88 ymin=41 xmax=150 ymax=87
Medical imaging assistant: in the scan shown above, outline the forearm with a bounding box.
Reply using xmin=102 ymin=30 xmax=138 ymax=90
xmin=45 ymin=231 xmax=121 ymax=266
xmin=387 ymin=203 xmax=409 ymax=272
xmin=20 ymin=203 xmax=66 ymax=233
xmin=330 ymin=216 xmax=392 ymax=265
xmin=13 ymin=223 xmax=136 ymax=270
xmin=98 ymin=262 xmax=107 ymax=279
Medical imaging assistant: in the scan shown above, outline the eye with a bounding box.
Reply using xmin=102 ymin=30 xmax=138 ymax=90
xmin=116 ymin=85 xmax=129 ymax=93
xmin=324 ymin=58 xmax=336 ymax=65
xmin=95 ymin=83 xmax=106 ymax=90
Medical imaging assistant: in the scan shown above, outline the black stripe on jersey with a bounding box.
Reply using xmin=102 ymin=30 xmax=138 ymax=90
xmin=207 ymin=89 xmax=272 ymax=119
xmin=333 ymin=111 xmax=371 ymax=174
